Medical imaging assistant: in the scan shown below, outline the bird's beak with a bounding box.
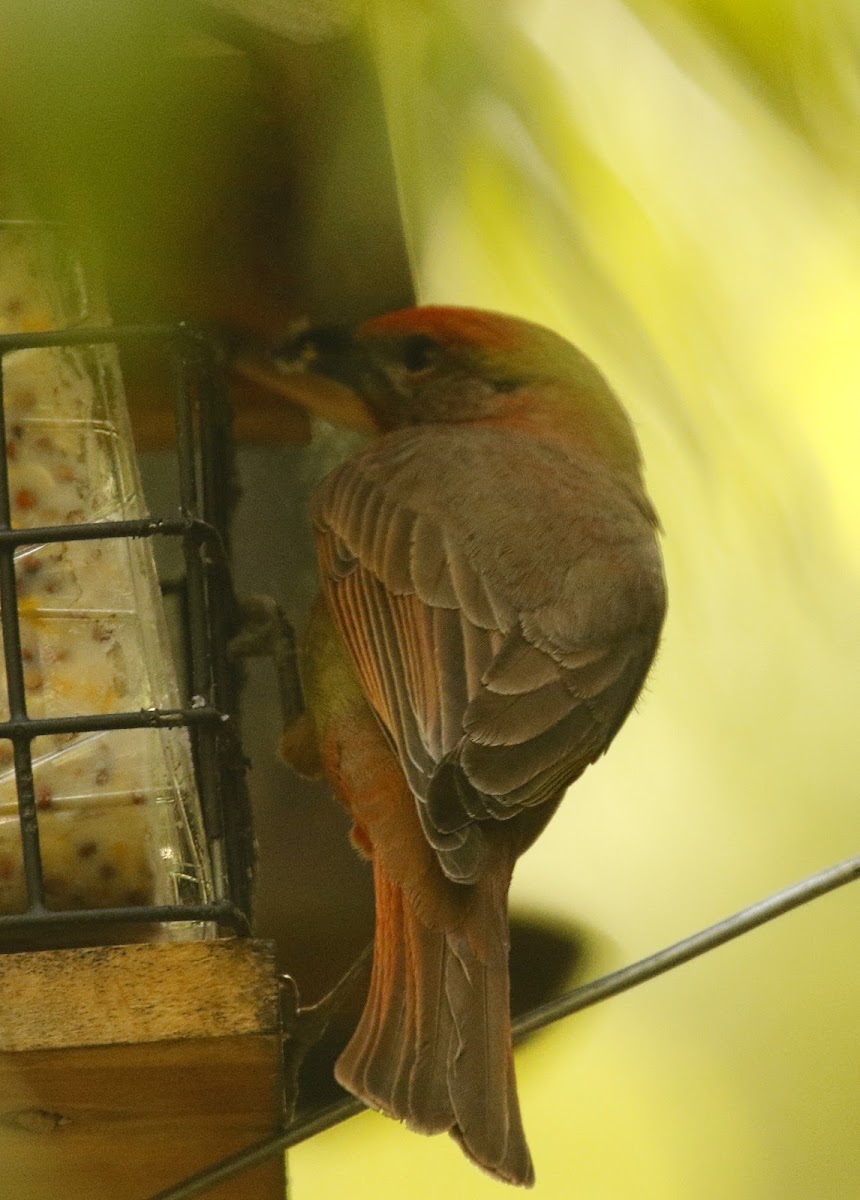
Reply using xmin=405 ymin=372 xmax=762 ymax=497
xmin=231 ymin=319 xmax=389 ymax=436
xmin=271 ymin=322 xmax=398 ymax=432
xmin=231 ymin=349 xmax=381 ymax=436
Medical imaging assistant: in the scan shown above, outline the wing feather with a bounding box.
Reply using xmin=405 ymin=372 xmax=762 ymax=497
xmin=314 ymin=424 xmax=665 ymax=882
xmin=411 ymin=515 xmax=459 ymax=608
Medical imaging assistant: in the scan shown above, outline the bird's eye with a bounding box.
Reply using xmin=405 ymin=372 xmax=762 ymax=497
xmin=401 ymin=333 xmax=441 ymax=374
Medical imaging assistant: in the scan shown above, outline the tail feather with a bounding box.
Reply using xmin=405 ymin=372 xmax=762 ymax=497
xmin=343 ymin=868 xmax=410 ymax=1109
xmin=446 ymin=937 xmax=527 ymax=1182
xmin=335 ymin=860 xmax=534 ymax=1187
xmin=403 ymin=891 xmax=453 ymax=1132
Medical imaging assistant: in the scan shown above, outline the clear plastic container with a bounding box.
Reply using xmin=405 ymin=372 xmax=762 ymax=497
xmin=0 ymin=221 xmax=213 ymax=934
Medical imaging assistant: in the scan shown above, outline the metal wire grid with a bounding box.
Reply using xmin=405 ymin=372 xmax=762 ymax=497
xmin=0 ymin=321 xmax=252 ymax=937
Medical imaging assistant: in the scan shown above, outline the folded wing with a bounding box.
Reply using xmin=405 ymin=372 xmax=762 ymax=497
xmin=313 ymin=424 xmax=665 ymax=883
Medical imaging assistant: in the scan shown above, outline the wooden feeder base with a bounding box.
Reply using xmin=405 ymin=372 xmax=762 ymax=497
xmin=0 ymin=938 xmax=286 ymax=1200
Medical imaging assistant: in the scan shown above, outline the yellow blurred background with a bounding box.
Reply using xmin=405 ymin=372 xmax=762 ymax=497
xmin=291 ymin=1 xmax=860 ymax=1196
xmin=4 ymin=0 xmax=858 ymax=1194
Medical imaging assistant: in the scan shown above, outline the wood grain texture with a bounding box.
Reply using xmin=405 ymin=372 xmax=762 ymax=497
xmin=0 ymin=939 xmax=281 ymax=1052
xmin=0 ymin=939 xmax=286 ymax=1198
xmin=0 ymin=1035 xmax=285 ymax=1199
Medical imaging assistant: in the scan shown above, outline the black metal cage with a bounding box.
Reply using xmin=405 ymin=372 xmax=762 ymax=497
xmin=0 ymin=320 xmax=253 ymax=942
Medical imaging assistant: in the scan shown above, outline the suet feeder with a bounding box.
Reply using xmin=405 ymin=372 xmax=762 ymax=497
xmin=0 ymin=2 xmax=413 ymax=1196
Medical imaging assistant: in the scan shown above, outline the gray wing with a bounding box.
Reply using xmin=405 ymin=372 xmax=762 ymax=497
xmin=313 ymin=424 xmax=665 ymax=883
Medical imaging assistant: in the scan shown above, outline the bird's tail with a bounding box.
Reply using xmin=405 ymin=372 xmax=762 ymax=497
xmin=336 ymin=857 xmax=534 ymax=1187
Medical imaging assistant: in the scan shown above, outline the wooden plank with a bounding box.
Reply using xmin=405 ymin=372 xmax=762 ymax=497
xmin=0 ymin=939 xmax=281 ymax=1051
xmin=0 ymin=1034 xmax=285 ymax=1199
xmin=0 ymin=940 xmax=287 ymax=1198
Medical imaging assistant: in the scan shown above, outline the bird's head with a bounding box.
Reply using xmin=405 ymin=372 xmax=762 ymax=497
xmin=276 ymin=306 xmax=643 ymax=472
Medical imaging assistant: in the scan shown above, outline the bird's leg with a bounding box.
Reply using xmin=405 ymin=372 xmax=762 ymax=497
xmin=228 ymin=593 xmax=305 ymax=727
xmin=279 ymin=945 xmax=373 ymax=1122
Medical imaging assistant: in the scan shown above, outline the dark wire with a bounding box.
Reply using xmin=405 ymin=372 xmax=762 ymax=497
xmin=147 ymin=850 xmax=860 ymax=1200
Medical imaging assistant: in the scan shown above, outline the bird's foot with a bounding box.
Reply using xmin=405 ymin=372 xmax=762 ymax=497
xmin=279 ymin=945 xmax=373 ymax=1120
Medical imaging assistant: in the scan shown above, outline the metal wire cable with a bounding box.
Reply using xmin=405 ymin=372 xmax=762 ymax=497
xmin=147 ymin=850 xmax=860 ymax=1200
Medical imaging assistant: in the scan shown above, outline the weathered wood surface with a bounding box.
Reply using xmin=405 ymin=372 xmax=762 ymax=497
xmin=0 ymin=940 xmax=287 ymax=1199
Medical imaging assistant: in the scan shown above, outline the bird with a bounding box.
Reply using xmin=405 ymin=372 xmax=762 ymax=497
xmin=277 ymin=305 xmax=666 ymax=1186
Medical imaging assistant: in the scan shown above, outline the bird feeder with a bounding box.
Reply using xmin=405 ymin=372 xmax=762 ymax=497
xmin=0 ymin=1 xmax=419 ymax=1193
xmin=0 ymin=220 xmax=283 ymax=1199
